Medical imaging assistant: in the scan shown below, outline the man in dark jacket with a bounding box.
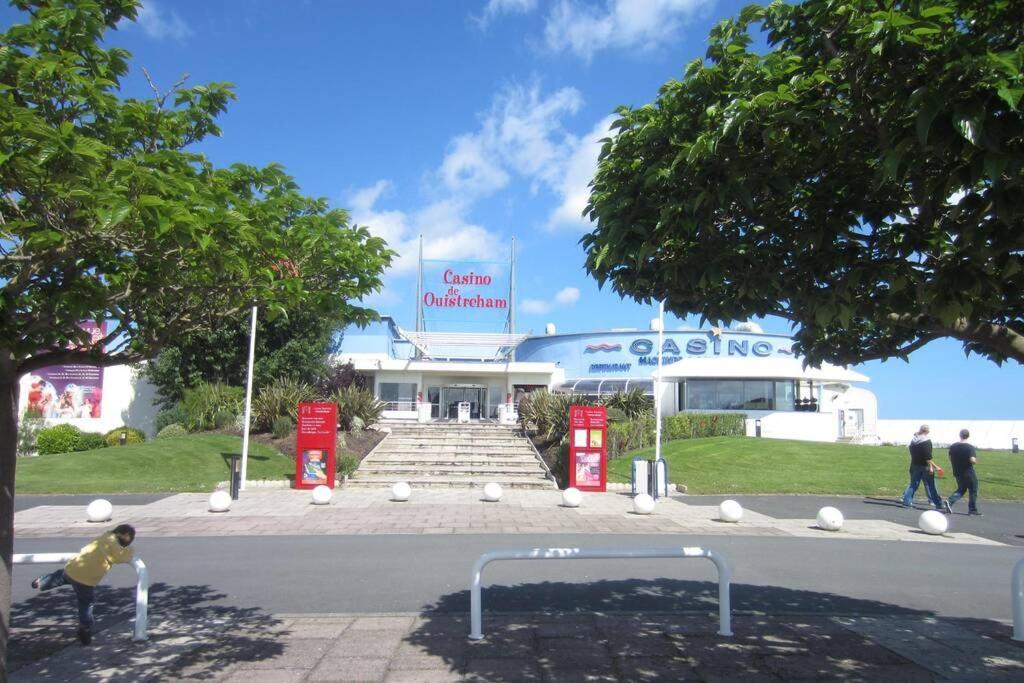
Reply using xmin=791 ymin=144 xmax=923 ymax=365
xmin=943 ymin=429 xmax=982 ymax=516
xmin=901 ymin=425 xmax=944 ymax=510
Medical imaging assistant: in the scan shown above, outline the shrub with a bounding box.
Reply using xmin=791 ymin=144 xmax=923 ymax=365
xmin=603 ymin=389 xmax=653 ymax=420
xmin=316 ymin=361 xmax=368 ymax=396
xmin=214 ymin=409 xmax=237 ymax=430
xmin=251 ymin=377 xmax=319 ymax=431
xmin=36 ymin=424 xmax=84 ymax=455
xmin=518 ymin=390 xmax=594 ymax=442
xmin=181 ymin=382 xmax=244 ymax=431
xmin=272 ymin=415 xmax=294 ymax=439
xmin=332 ymin=385 xmax=385 ymax=431
xmin=157 ymin=423 xmax=188 ymax=439
xmin=154 ymin=404 xmax=188 ymax=433
xmin=77 ymin=432 xmax=107 ymax=451
xmin=104 ymin=426 xmax=146 ymax=447
xmin=662 ymin=413 xmax=745 ymax=440
xmin=608 ymin=416 xmax=656 ymax=459
xmin=337 ymin=455 xmax=359 ymax=478
xmin=16 ymin=411 xmax=43 ymax=456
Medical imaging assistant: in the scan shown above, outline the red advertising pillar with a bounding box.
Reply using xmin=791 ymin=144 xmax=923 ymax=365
xmin=568 ymin=405 xmax=607 ymax=492
xmin=295 ymin=402 xmax=338 ymax=489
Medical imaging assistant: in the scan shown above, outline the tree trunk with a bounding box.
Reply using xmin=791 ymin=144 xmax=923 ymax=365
xmin=0 ymin=354 xmax=20 ymax=678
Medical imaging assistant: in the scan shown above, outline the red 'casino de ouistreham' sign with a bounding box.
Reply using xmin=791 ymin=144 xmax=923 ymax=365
xmin=295 ymin=402 xmax=338 ymax=490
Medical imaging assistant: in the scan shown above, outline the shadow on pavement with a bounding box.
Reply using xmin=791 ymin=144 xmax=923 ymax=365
xmin=9 ymin=582 xmax=286 ymax=680
xmin=406 ymin=578 xmax=1022 ymax=682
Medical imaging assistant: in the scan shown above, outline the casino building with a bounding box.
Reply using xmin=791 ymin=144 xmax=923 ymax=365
xmin=336 ymin=316 xmax=877 ymax=443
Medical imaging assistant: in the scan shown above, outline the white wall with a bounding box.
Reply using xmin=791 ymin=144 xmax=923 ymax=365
xmin=18 ymin=364 xmax=160 ymax=437
xmin=876 ymin=419 xmax=1023 ymax=450
xmin=744 ymin=411 xmax=839 ymax=442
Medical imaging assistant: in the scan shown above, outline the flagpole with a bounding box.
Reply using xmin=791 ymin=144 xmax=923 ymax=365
xmin=654 ymin=300 xmax=665 ymax=462
xmin=239 ymin=303 xmax=257 ymax=491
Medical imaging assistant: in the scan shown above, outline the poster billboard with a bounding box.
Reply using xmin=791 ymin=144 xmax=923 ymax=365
xmin=295 ymin=402 xmax=338 ymax=489
xmin=26 ymin=321 xmax=106 ymax=419
xmin=568 ymin=405 xmax=607 ymax=492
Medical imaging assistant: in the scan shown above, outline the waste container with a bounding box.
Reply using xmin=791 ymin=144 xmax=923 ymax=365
xmin=631 ymin=457 xmax=669 ymax=499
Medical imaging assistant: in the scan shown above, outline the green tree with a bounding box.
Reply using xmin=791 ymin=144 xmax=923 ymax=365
xmin=0 ymin=0 xmax=393 ymax=668
xmin=583 ymin=0 xmax=1024 ymax=367
xmin=145 ymin=307 xmax=345 ymax=410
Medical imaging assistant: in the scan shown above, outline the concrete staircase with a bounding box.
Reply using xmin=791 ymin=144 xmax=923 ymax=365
xmin=348 ymin=422 xmax=556 ymax=490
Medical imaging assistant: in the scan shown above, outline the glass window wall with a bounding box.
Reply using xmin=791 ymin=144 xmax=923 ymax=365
xmin=678 ymin=379 xmax=811 ymax=412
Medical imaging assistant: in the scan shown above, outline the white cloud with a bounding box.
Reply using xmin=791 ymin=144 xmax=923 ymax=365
xmin=348 ymin=183 xmax=501 ymax=277
xmin=555 ymin=286 xmax=580 ymax=305
xmin=477 ymin=0 xmax=538 ymax=28
xmin=521 ymin=286 xmax=582 ymax=315
xmin=543 ymin=0 xmax=711 ymax=60
xmin=547 ymin=114 xmax=616 ymax=230
xmin=135 ymin=1 xmax=192 ymax=41
xmin=438 ymin=83 xmax=583 ymax=199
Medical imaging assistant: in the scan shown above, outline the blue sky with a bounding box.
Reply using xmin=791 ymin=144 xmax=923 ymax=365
xmin=5 ymin=0 xmax=1022 ymax=419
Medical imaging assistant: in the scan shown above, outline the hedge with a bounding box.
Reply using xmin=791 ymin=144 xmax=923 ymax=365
xmin=607 ymin=412 xmax=746 ymax=458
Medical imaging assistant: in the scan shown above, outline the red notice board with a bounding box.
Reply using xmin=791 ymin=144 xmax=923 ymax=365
xmin=568 ymin=405 xmax=607 ymax=492
xmin=295 ymin=402 xmax=338 ymax=489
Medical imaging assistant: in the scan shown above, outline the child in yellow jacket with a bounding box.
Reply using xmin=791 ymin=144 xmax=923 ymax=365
xmin=32 ymin=524 xmax=135 ymax=644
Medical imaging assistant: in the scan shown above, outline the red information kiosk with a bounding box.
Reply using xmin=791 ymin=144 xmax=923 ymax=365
xmin=568 ymin=405 xmax=607 ymax=492
xmin=295 ymin=402 xmax=338 ymax=489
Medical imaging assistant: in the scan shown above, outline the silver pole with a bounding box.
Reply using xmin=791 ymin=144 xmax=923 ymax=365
xmin=240 ymin=304 xmax=257 ymax=491
xmin=416 ymin=234 xmax=423 ymax=335
xmin=1014 ymin=556 xmax=1024 ymax=641
xmin=509 ymin=237 xmax=516 ymax=334
xmin=655 ymin=301 xmax=665 ymax=461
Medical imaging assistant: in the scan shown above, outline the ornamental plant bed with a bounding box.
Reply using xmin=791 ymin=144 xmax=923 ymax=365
xmin=251 ymin=428 xmax=386 ymax=463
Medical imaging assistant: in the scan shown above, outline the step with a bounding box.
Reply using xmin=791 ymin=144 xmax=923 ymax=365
xmin=368 ymin=456 xmax=539 ymax=466
xmin=359 ymin=464 xmax=545 ymax=476
xmin=345 ymin=475 xmax=555 ymax=490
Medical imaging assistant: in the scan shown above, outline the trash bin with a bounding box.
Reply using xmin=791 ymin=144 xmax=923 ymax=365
xmin=229 ymin=455 xmax=242 ymax=500
xmin=632 ymin=458 xmax=670 ymax=499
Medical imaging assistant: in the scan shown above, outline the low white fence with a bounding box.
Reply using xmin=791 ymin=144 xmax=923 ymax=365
xmin=13 ymin=553 xmax=149 ymax=641
xmin=468 ymin=546 xmax=732 ymax=640
xmin=876 ymin=419 xmax=1023 ymax=450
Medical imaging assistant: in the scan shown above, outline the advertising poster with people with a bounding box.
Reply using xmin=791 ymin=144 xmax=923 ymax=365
xmin=295 ymin=402 xmax=338 ymax=489
xmin=26 ymin=321 xmax=106 ymax=419
xmin=568 ymin=405 xmax=608 ymax=492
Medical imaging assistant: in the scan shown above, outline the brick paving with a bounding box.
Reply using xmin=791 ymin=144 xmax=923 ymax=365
xmin=13 ymin=488 xmax=1003 ymax=545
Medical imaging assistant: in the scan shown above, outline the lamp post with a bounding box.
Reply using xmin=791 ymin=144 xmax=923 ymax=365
xmin=239 ymin=303 xmax=257 ymax=492
xmin=654 ymin=300 xmax=665 ymax=462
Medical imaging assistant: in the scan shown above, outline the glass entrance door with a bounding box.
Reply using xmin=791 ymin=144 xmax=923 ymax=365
xmin=440 ymin=386 xmax=487 ymax=420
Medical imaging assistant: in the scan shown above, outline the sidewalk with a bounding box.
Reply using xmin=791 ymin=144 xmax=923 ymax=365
xmin=10 ymin=609 xmax=1024 ymax=681
xmin=13 ymin=488 xmax=1005 ymax=546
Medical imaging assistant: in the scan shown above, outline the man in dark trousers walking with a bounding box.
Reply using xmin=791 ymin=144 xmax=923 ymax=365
xmin=901 ymin=425 xmax=944 ymax=510
xmin=944 ymin=429 xmax=982 ymax=516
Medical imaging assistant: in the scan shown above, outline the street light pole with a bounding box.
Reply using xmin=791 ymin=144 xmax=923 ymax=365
xmin=239 ymin=303 xmax=257 ymax=491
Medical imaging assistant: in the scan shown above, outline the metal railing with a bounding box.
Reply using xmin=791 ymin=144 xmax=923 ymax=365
xmin=1014 ymin=557 xmax=1024 ymax=642
xmin=14 ymin=553 xmax=149 ymax=642
xmin=469 ymin=546 xmax=732 ymax=640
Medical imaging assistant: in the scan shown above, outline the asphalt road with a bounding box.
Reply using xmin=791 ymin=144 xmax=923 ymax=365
xmin=14 ymin=494 xmax=172 ymax=513
xmin=12 ymin=534 xmax=1023 ymax=626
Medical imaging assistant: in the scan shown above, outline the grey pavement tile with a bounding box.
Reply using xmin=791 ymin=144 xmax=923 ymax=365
xmin=279 ymin=621 xmax=353 ymax=640
xmin=221 ymin=669 xmax=309 ymax=683
xmin=308 ymin=656 xmax=389 ymax=682
xmin=236 ymin=638 xmax=332 ymax=671
xmin=388 ymin=654 xmax=462 ymax=672
xmin=384 ymin=670 xmax=465 ymax=682
xmin=614 ymin=654 xmax=702 ymax=681
xmin=330 ymin=630 xmax=405 ymax=658
xmin=463 ymin=657 xmax=543 ymax=682
xmin=348 ymin=615 xmax=416 ymax=632
xmin=538 ymin=665 xmax=619 ymax=683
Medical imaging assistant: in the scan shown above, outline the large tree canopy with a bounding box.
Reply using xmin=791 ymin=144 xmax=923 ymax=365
xmin=0 ymin=0 xmax=392 ymax=669
xmin=583 ymin=0 xmax=1024 ymax=366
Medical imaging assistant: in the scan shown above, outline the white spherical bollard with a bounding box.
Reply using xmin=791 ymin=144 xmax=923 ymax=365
xmin=816 ymin=506 xmax=844 ymax=531
xmin=718 ymin=499 xmax=744 ymax=523
xmin=208 ymin=490 xmax=232 ymax=513
xmin=85 ymin=499 xmax=112 ymax=523
xmin=918 ymin=510 xmax=948 ymax=535
xmin=311 ymin=485 xmax=332 ymax=505
xmin=482 ymin=482 xmax=503 ymax=502
xmin=561 ymin=487 xmax=582 ymax=508
xmin=391 ymin=482 xmax=412 ymax=502
xmin=632 ymin=493 xmax=656 ymax=515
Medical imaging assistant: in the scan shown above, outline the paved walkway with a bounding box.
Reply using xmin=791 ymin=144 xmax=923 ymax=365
xmin=10 ymin=610 xmax=1024 ymax=681
xmin=12 ymin=489 xmax=1022 ymax=680
xmin=13 ymin=488 xmax=1003 ymax=545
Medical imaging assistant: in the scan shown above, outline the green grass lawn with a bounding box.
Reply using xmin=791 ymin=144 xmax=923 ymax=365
xmin=609 ymin=436 xmax=1024 ymax=501
xmin=16 ymin=434 xmax=295 ymax=494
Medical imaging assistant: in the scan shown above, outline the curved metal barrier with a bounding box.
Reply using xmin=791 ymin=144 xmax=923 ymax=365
xmin=469 ymin=545 xmax=732 ymax=640
xmin=14 ymin=552 xmax=149 ymax=642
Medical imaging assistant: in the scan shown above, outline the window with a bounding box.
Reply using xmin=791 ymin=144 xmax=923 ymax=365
xmin=681 ymin=379 xmax=802 ymax=411
xmin=379 ymin=382 xmax=417 ymax=409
